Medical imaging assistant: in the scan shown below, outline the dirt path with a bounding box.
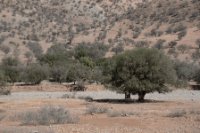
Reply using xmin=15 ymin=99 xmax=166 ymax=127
xmin=0 ymin=90 xmax=200 ymax=102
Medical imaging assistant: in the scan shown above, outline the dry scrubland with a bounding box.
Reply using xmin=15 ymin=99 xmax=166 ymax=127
xmin=0 ymin=0 xmax=200 ymax=133
xmin=0 ymin=84 xmax=200 ymax=133
xmin=0 ymin=0 xmax=200 ymax=63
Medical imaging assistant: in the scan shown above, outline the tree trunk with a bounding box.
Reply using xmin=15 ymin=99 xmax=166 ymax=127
xmin=125 ymin=92 xmax=131 ymax=100
xmin=138 ymin=91 xmax=146 ymax=102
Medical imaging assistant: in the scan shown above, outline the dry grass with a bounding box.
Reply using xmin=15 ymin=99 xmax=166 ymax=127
xmin=1 ymin=128 xmax=55 ymax=133
xmin=20 ymin=105 xmax=79 ymax=125
xmin=86 ymin=104 xmax=109 ymax=115
xmin=107 ymin=110 xmax=137 ymax=117
xmin=166 ymin=109 xmax=187 ymax=118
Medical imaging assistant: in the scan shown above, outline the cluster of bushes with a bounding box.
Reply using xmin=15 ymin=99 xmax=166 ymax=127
xmin=0 ymin=42 xmax=109 ymax=88
xmin=0 ymin=45 xmax=200 ymax=102
xmin=20 ymin=105 xmax=79 ymax=125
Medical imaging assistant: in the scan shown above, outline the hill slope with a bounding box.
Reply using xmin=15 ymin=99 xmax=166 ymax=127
xmin=0 ymin=0 xmax=200 ymax=63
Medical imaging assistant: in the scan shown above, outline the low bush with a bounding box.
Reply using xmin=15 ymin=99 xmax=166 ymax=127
xmin=21 ymin=64 xmax=49 ymax=85
xmin=21 ymin=106 xmax=79 ymax=125
xmin=86 ymin=104 xmax=108 ymax=115
xmin=189 ymin=109 xmax=200 ymax=115
xmin=107 ymin=110 xmax=136 ymax=117
xmin=0 ymin=71 xmax=11 ymax=95
xmin=61 ymin=92 xmax=77 ymax=99
xmin=0 ymin=113 xmax=6 ymax=121
xmin=166 ymin=109 xmax=187 ymax=118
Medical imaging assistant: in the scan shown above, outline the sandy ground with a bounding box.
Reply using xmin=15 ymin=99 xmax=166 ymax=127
xmin=0 ymin=86 xmax=200 ymax=133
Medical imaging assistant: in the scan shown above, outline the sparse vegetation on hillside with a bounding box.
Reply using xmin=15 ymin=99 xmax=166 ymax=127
xmin=0 ymin=0 xmax=199 ymax=64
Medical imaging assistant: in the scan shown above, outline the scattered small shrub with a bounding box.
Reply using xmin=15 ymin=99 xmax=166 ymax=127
xmin=21 ymin=106 xmax=79 ymax=125
xmin=86 ymin=104 xmax=108 ymax=115
xmin=27 ymin=41 xmax=43 ymax=59
xmin=177 ymin=44 xmax=189 ymax=54
xmin=70 ymin=81 xmax=86 ymax=92
xmin=61 ymin=92 xmax=77 ymax=99
xmin=166 ymin=109 xmax=187 ymax=118
xmin=189 ymin=109 xmax=200 ymax=115
xmin=107 ymin=110 xmax=136 ymax=117
xmin=77 ymin=95 xmax=93 ymax=101
xmin=154 ymin=39 xmax=166 ymax=49
xmin=178 ymin=30 xmax=187 ymax=40
xmin=134 ymin=41 xmax=149 ymax=48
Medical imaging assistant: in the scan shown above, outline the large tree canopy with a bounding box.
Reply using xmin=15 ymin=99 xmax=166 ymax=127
xmin=108 ymin=48 xmax=177 ymax=102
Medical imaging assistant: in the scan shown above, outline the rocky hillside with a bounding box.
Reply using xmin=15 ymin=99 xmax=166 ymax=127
xmin=0 ymin=0 xmax=200 ymax=63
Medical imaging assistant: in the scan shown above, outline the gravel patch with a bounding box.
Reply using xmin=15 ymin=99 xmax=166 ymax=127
xmin=0 ymin=90 xmax=200 ymax=102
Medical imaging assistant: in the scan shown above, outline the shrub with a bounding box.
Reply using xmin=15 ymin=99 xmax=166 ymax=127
xmin=107 ymin=110 xmax=136 ymax=117
xmin=50 ymin=63 xmax=68 ymax=83
xmin=153 ymin=39 xmax=166 ymax=49
xmin=70 ymin=81 xmax=86 ymax=91
xmin=192 ymin=50 xmax=200 ymax=60
xmin=111 ymin=44 xmax=124 ymax=55
xmin=27 ymin=41 xmax=43 ymax=59
xmin=1 ymin=57 xmax=21 ymax=83
xmin=135 ymin=41 xmax=149 ymax=48
xmin=86 ymin=104 xmax=108 ymax=115
xmin=77 ymin=95 xmax=93 ymax=101
xmin=178 ymin=30 xmax=187 ymax=40
xmin=0 ymin=70 xmax=10 ymax=95
xmin=166 ymin=109 xmax=187 ymax=118
xmin=74 ymin=42 xmax=109 ymax=60
xmin=0 ymin=45 xmax=10 ymax=54
xmin=61 ymin=92 xmax=77 ymax=99
xmin=173 ymin=24 xmax=186 ymax=33
xmin=21 ymin=106 xmax=79 ymax=125
xmin=168 ymin=41 xmax=177 ymax=48
xmin=196 ymin=39 xmax=200 ymax=49
xmin=66 ymin=63 xmax=91 ymax=84
xmin=177 ymin=44 xmax=189 ymax=54
xmin=22 ymin=64 xmax=49 ymax=85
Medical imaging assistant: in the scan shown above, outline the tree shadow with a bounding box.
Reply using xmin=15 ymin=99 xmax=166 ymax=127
xmin=91 ymin=99 xmax=166 ymax=104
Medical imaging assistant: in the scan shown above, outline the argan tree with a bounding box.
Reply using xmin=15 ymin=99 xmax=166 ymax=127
xmin=108 ymin=48 xmax=176 ymax=102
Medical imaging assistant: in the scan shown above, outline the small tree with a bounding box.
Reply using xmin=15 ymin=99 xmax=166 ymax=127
xmin=107 ymin=48 xmax=176 ymax=102
xmin=66 ymin=63 xmax=91 ymax=85
xmin=174 ymin=61 xmax=198 ymax=87
xmin=1 ymin=57 xmax=21 ymax=83
xmin=22 ymin=64 xmax=49 ymax=85
xmin=177 ymin=44 xmax=189 ymax=54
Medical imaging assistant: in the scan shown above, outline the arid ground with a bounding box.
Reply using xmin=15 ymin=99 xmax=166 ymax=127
xmin=0 ymin=84 xmax=200 ymax=133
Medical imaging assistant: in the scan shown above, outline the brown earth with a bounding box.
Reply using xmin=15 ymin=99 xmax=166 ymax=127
xmin=0 ymin=84 xmax=200 ymax=133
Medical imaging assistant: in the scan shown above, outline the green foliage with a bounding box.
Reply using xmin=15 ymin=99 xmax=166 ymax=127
xmin=107 ymin=48 xmax=176 ymax=101
xmin=39 ymin=44 xmax=73 ymax=66
xmin=174 ymin=61 xmax=198 ymax=81
xmin=79 ymin=57 xmax=95 ymax=68
xmin=22 ymin=64 xmax=49 ymax=85
xmin=0 ymin=70 xmax=10 ymax=95
xmin=1 ymin=57 xmax=21 ymax=83
xmin=50 ymin=63 xmax=68 ymax=83
xmin=177 ymin=44 xmax=189 ymax=54
xmin=111 ymin=44 xmax=124 ymax=55
xmin=153 ymin=39 xmax=166 ymax=49
xmin=74 ymin=42 xmax=109 ymax=61
xmin=66 ymin=63 xmax=91 ymax=83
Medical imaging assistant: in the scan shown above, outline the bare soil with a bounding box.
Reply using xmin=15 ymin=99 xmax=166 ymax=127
xmin=0 ymin=84 xmax=200 ymax=133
